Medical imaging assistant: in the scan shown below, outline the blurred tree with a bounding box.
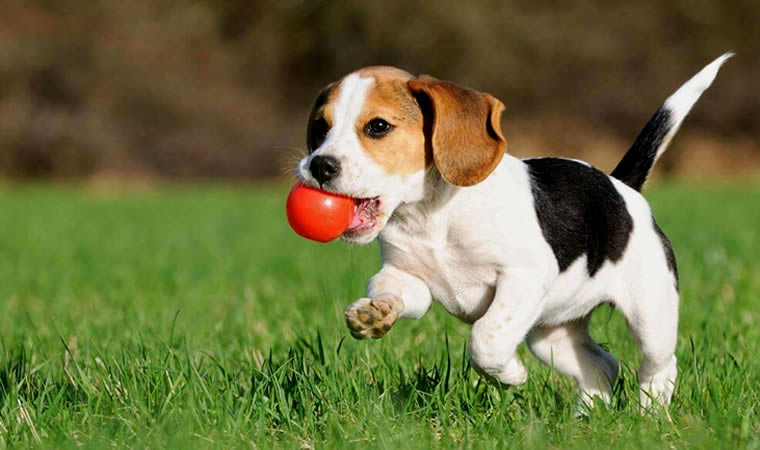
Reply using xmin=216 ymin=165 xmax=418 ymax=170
xmin=0 ymin=0 xmax=756 ymax=179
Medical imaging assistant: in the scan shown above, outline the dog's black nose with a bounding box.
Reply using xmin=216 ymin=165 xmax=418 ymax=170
xmin=309 ymin=155 xmax=341 ymax=186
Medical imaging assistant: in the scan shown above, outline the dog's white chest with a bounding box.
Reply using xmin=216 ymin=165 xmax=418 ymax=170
xmin=380 ymin=233 xmax=498 ymax=323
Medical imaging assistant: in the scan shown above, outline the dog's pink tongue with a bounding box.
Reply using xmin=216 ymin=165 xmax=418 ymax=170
xmin=348 ymin=203 xmax=368 ymax=230
xmin=348 ymin=210 xmax=365 ymax=230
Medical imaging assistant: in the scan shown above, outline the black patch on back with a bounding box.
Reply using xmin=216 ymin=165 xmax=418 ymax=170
xmin=526 ymin=158 xmax=634 ymax=276
xmin=652 ymin=217 xmax=679 ymax=290
xmin=610 ymin=107 xmax=672 ymax=191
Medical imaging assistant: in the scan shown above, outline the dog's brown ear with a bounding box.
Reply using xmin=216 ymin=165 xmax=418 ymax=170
xmin=408 ymin=76 xmax=506 ymax=186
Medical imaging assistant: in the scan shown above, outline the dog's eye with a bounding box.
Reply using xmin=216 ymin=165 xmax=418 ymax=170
xmin=308 ymin=118 xmax=330 ymax=152
xmin=364 ymin=118 xmax=394 ymax=139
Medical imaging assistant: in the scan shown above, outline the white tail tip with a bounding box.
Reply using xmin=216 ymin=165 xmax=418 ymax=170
xmin=665 ymin=52 xmax=733 ymax=114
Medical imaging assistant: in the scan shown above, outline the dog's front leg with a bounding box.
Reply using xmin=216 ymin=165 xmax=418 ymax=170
xmin=345 ymin=264 xmax=432 ymax=340
xmin=469 ymin=271 xmax=546 ymax=386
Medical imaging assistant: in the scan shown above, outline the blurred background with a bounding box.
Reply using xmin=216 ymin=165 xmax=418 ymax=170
xmin=1 ymin=0 xmax=758 ymax=182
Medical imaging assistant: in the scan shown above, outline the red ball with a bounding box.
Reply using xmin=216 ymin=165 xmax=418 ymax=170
xmin=286 ymin=182 xmax=355 ymax=243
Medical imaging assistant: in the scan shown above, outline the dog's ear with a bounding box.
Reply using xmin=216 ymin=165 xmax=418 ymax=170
xmin=408 ymin=76 xmax=506 ymax=186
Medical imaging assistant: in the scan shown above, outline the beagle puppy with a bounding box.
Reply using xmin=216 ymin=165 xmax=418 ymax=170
xmin=296 ymin=55 xmax=731 ymax=411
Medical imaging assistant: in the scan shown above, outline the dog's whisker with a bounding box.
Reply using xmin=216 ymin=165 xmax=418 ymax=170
xmin=272 ymin=145 xmax=309 ymax=158
xmin=279 ymin=165 xmax=302 ymax=181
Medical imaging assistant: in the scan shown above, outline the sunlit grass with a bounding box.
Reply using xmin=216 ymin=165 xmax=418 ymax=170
xmin=0 ymin=182 xmax=758 ymax=448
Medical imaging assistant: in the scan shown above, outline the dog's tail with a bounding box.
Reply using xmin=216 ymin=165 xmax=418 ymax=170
xmin=610 ymin=53 xmax=732 ymax=191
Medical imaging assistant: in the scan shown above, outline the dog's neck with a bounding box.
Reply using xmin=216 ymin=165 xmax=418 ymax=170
xmin=384 ymin=168 xmax=454 ymax=236
xmin=382 ymin=153 xmax=525 ymax=243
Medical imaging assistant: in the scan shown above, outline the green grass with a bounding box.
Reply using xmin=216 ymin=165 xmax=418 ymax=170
xmin=0 ymin=181 xmax=758 ymax=448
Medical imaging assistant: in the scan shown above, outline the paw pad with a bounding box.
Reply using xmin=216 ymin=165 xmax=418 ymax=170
xmin=345 ymin=297 xmax=400 ymax=339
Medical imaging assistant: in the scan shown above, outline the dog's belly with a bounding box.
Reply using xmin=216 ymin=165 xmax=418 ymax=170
xmin=536 ymin=255 xmax=624 ymax=326
xmin=429 ymin=279 xmax=496 ymax=324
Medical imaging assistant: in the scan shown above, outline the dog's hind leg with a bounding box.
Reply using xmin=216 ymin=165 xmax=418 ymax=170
xmin=622 ymin=285 xmax=680 ymax=411
xmin=526 ymin=316 xmax=619 ymax=412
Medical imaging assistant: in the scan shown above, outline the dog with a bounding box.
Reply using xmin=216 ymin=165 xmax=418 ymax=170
xmin=295 ymin=54 xmax=730 ymax=411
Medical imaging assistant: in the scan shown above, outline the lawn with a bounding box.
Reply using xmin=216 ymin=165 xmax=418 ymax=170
xmin=0 ymin=181 xmax=758 ymax=448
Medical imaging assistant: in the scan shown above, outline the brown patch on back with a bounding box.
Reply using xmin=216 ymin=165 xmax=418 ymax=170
xmin=355 ymin=67 xmax=431 ymax=176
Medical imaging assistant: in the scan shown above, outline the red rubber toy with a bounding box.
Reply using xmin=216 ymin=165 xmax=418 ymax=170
xmin=286 ymin=182 xmax=355 ymax=243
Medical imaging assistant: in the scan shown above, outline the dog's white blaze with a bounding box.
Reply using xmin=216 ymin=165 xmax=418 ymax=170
xmin=312 ymin=73 xmax=372 ymax=173
xmin=326 ymin=73 xmax=372 ymax=148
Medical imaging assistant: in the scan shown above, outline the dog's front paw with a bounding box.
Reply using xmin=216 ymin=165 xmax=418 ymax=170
xmin=345 ymin=296 xmax=402 ymax=340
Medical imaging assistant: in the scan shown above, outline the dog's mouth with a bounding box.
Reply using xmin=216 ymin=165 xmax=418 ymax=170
xmin=344 ymin=197 xmax=382 ymax=237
